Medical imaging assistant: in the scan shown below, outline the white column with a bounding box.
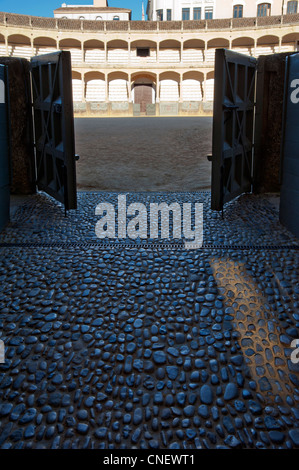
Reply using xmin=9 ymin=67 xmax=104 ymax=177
xmin=179 ymin=73 xmax=183 ymax=102
xmin=82 ymin=75 xmax=85 ymax=102
xmin=105 ymin=74 xmax=109 ymax=102
xmin=156 ymin=75 xmax=160 ymax=102
xmin=128 ymin=73 xmax=132 ymax=102
xmin=203 ymin=73 xmax=207 ymax=103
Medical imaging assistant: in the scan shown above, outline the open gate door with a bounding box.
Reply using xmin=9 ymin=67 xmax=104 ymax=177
xmin=279 ymin=53 xmax=299 ymax=238
xmin=31 ymin=51 xmax=77 ymax=211
xmin=210 ymin=49 xmax=257 ymax=211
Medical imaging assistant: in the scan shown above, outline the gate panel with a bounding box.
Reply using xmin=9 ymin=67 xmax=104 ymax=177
xmin=31 ymin=51 xmax=77 ymax=210
xmin=279 ymin=53 xmax=299 ymax=238
xmin=211 ymin=49 xmax=257 ymax=211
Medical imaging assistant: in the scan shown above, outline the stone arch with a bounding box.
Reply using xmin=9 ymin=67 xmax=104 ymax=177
xmin=159 ymin=39 xmax=181 ymax=64
xmin=232 ymin=36 xmax=255 ymax=55
xmin=85 ymin=71 xmax=106 ymax=102
xmin=130 ymin=39 xmax=157 ymax=64
xmin=33 ymin=36 xmax=57 ymax=55
xmin=256 ymin=35 xmax=279 ymax=55
xmin=282 ymin=32 xmax=299 ymax=52
xmin=59 ymin=38 xmax=82 ymax=64
xmin=59 ymin=38 xmax=81 ymax=48
xmin=8 ymin=34 xmax=30 ymax=45
xmin=159 ymin=71 xmax=180 ymax=102
xmin=8 ymin=34 xmax=31 ymax=58
xmin=183 ymin=39 xmax=205 ymax=64
xmin=206 ymin=38 xmax=230 ymax=63
xmin=107 ymin=39 xmax=128 ymax=48
xmin=131 ymin=72 xmax=157 ymax=109
xmin=84 ymin=39 xmax=105 ymax=64
xmin=107 ymin=40 xmax=129 ymax=65
xmin=108 ymin=71 xmax=129 ymax=101
xmin=182 ymin=71 xmax=204 ymax=101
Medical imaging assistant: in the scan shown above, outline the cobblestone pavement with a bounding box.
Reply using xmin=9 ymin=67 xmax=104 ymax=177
xmin=0 ymin=191 xmax=298 ymax=449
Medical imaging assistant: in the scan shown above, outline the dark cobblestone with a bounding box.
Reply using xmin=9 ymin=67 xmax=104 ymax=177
xmin=0 ymin=191 xmax=298 ymax=449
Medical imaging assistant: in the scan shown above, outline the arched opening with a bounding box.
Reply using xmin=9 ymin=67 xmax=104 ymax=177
xmin=131 ymin=72 xmax=156 ymax=112
xmin=159 ymin=40 xmax=181 ymax=64
xmin=207 ymin=38 xmax=230 ymax=63
xmin=84 ymin=39 xmax=105 ymax=65
xmin=232 ymin=37 xmax=255 ymax=56
xmin=183 ymin=39 xmax=205 ymax=64
xmin=59 ymin=38 xmax=82 ymax=64
xmin=107 ymin=40 xmax=129 ymax=65
xmin=256 ymin=35 xmax=279 ymax=56
xmin=282 ymin=33 xmax=299 ymax=52
xmin=85 ymin=71 xmax=106 ymax=102
xmin=8 ymin=34 xmax=31 ymax=59
xmin=159 ymin=71 xmax=180 ymax=101
xmin=130 ymin=40 xmax=157 ymax=65
xmin=108 ymin=71 xmax=129 ymax=101
xmin=33 ymin=37 xmax=57 ymax=56
xmin=182 ymin=71 xmax=204 ymax=102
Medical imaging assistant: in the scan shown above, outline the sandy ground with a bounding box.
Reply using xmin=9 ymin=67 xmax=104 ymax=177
xmin=74 ymin=116 xmax=213 ymax=192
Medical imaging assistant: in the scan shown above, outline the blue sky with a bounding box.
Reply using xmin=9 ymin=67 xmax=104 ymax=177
xmin=0 ymin=0 xmax=144 ymax=20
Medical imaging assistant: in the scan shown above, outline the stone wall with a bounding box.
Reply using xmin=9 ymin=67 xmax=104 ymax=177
xmin=73 ymin=101 xmax=214 ymax=117
xmin=1 ymin=11 xmax=299 ymax=32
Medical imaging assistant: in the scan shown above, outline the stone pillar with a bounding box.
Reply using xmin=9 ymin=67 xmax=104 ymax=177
xmin=105 ymin=73 xmax=109 ymax=102
xmin=105 ymin=41 xmax=108 ymax=63
xmin=82 ymin=74 xmax=85 ymax=102
xmin=203 ymin=73 xmax=207 ymax=102
xmin=128 ymin=73 xmax=132 ymax=102
xmin=5 ymin=35 xmax=8 ymax=56
xmin=179 ymin=73 xmax=183 ymax=102
xmin=81 ymin=42 xmax=85 ymax=63
xmin=30 ymin=37 xmax=34 ymax=57
xmin=128 ymin=41 xmax=131 ymax=64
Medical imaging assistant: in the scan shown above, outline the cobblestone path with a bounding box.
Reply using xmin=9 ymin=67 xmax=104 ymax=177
xmin=0 ymin=191 xmax=298 ymax=449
